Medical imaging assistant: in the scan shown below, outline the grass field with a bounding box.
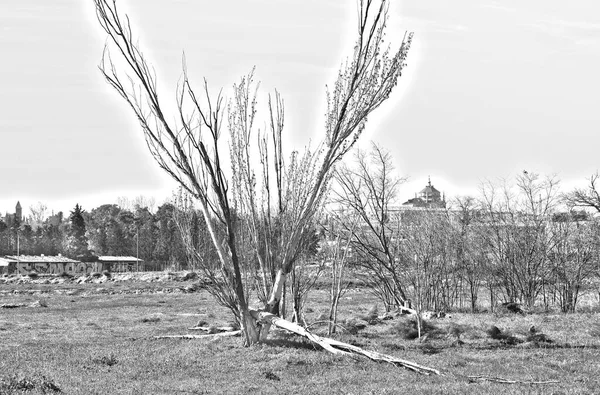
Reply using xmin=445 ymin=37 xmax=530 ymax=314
xmin=1 ymin=275 xmax=600 ymax=394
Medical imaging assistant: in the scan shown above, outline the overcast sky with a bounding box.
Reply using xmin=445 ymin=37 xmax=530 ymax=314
xmin=1 ymin=0 xmax=599 ymax=216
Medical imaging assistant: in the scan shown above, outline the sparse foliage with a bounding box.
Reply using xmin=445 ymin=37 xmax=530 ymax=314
xmin=94 ymin=0 xmax=413 ymax=346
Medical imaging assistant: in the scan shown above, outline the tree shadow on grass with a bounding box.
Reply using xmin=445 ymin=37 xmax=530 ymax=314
xmin=263 ymin=336 xmax=320 ymax=351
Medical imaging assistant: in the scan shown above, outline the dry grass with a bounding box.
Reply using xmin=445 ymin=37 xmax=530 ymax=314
xmin=1 ymin=279 xmax=599 ymax=394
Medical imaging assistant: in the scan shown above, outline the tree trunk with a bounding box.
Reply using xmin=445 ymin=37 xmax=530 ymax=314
xmin=241 ymin=309 xmax=261 ymax=346
xmin=328 ymin=293 xmax=341 ymax=336
xmin=266 ymin=269 xmax=287 ymax=314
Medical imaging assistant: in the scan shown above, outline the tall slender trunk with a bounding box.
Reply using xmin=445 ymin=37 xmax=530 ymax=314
xmin=266 ymin=269 xmax=287 ymax=313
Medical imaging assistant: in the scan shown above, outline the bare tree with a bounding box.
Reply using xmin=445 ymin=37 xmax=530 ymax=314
xmin=565 ymin=172 xmax=600 ymax=213
xmin=333 ymin=143 xmax=411 ymax=311
xmin=452 ymin=196 xmax=485 ymax=312
xmin=320 ymin=214 xmax=356 ymax=335
xmin=94 ymin=0 xmax=416 ymax=351
xmin=477 ymin=173 xmax=561 ymax=308
xmin=29 ymin=202 xmax=48 ymax=225
xmin=547 ymin=211 xmax=599 ymax=312
xmin=403 ymin=208 xmax=457 ymax=313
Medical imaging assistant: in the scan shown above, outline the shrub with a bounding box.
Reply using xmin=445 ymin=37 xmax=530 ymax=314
xmin=91 ymin=272 xmax=102 ymax=278
xmin=179 ymin=271 xmax=197 ymax=281
xmin=102 ymin=270 xmax=111 ymax=278
xmin=140 ymin=316 xmax=161 ymax=323
xmin=388 ymin=317 xmax=439 ymax=340
xmin=27 ymin=271 xmax=38 ymax=279
xmin=358 ymin=304 xmax=379 ymax=324
xmin=485 ymin=325 xmax=522 ymax=345
xmin=0 ymin=375 xmax=61 ymax=393
xmin=93 ymin=354 xmax=118 ymax=367
xmin=58 ymin=272 xmax=72 ymax=278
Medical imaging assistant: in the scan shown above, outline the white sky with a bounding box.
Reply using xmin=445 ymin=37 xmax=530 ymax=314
xmin=1 ymin=0 xmax=599 ymax=216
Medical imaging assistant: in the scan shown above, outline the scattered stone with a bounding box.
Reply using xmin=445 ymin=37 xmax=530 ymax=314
xmin=344 ymin=317 xmax=369 ymax=333
xmin=28 ymin=300 xmax=48 ymax=308
xmin=422 ymin=311 xmax=450 ymax=320
xmin=486 ymin=325 xmax=522 ymax=345
xmin=526 ymin=325 xmax=552 ymax=343
xmin=262 ymin=371 xmax=281 ymax=381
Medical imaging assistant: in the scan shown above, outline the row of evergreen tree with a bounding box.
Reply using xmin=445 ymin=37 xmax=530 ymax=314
xmin=0 ymin=202 xmax=200 ymax=269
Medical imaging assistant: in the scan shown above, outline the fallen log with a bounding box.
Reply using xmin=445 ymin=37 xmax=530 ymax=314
xmin=188 ymin=326 xmax=237 ymax=332
xmin=1 ymin=303 xmax=26 ymax=309
xmin=176 ymin=313 xmax=207 ymax=317
xmin=154 ymin=330 xmax=241 ymax=340
xmin=250 ymin=310 xmax=441 ymax=375
xmin=466 ymin=375 xmax=559 ymax=385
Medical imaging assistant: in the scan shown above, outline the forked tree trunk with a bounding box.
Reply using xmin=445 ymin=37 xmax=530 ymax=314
xmin=241 ymin=310 xmax=261 ymax=346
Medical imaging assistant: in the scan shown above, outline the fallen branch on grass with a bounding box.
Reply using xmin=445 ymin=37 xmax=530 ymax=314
xmin=251 ymin=311 xmax=441 ymax=375
xmin=466 ymin=375 xmax=559 ymax=385
xmin=188 ymin=326 xmax=237 ymax=332
xmin=304 ymin=320 xmax=351 ymax=333
xmin=176 ymin=313 xmax=207 ymax=317
xmin=157 ymin=310 xmax=440 ymax=375
xmin=154 ymin=330 xmax=241 ymax=340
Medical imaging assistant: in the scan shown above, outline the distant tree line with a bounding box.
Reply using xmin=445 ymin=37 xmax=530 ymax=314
xmin=328 ymin=145 xmax=600 ymax=314
xmin=0 ymin=200 xmax=214 ymax=271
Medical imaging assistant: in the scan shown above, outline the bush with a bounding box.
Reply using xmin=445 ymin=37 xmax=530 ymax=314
xmin=0 ymin=375 xmax=61 ymax=394
xmin=27 ymin=271 xmax=38 ymax=279
xmin=91 ymin=272 xmax=102 ymax=278
xmin=181 ymin=271 xmax=198 ymax=281
xmin=93 ymin=354 xmax=118 ymax=367
xmin=388 ymin=317 xmax=439 ymax=340
xmin=140 ymin=316 xmax=161 ymax=323
xmin=102 ymin=270 xmax=111 ymax=278
xmin=58 ymin=272 xmax=72 ymax=278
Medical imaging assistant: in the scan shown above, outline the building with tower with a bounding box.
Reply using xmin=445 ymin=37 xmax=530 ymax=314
xmin=402 ymin=177 xmax=446 ymax=209
xmin=4 ymin=201 xmax=23 ymax=228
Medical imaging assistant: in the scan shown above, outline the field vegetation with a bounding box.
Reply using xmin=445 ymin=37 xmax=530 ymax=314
xmin=3 ymin=0 xmax=600 ymax=392
xmin=2 ymin=274 xmax=600 ymax=394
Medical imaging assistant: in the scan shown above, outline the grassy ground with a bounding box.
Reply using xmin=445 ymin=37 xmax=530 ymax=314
xmin=1 ymin=277 xmax=600 ymax=394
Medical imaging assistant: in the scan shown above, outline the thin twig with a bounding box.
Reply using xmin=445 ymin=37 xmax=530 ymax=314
xmin=466 ymin=375 xmax=559 ymax=385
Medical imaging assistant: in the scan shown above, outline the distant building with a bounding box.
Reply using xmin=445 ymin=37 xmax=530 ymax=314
xmin=4 ymin=201 xmax=22 ymax=228
xmin=402 ymin=177 xmax=446 ymax=209
xmin=0 ymin=257 xmax=12 ymax=274
xmin=2 ymin=254 xmax=83 ymax=275
xmin=98 ymin=256 xmax=144 ymax=272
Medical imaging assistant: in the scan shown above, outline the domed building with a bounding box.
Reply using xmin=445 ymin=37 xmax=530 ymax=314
xmin=402 ymin=177 xmax=446 ymax=209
